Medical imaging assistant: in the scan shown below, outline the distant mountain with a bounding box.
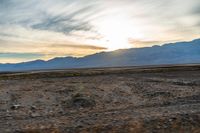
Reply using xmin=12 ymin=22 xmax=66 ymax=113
xmin=0 ymin=39 xmax=200 ymax=72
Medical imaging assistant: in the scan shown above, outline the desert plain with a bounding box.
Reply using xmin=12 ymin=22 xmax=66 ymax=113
xmin=0 ymin=65 xmax=200 ymax=133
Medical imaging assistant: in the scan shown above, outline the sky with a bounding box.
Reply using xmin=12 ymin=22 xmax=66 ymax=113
xmin=0 ymin=0 xmax=200 ymax=63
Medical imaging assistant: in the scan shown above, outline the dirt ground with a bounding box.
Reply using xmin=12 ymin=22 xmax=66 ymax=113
xmin=0 ymin=65 xmax=200 ymax=133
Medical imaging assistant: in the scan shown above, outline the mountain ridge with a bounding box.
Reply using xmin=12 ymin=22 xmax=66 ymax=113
xmin=0 ymin=39 xmax=200 ymax=71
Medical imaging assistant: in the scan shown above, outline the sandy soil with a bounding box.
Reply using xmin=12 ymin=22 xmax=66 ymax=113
xmin=0 ymin=65 xmax=200 ymax=133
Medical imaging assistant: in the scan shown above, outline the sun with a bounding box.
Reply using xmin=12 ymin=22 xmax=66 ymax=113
xmin=95 ymin=15 xmax=137 ymax=51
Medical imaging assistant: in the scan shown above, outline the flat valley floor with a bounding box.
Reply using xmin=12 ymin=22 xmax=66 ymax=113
xmin=0 ymin=65 xmax=200 ymax=133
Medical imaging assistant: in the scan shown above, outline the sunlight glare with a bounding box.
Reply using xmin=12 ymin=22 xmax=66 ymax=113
xmin=96 ymin=15 xmax=138 ymax=50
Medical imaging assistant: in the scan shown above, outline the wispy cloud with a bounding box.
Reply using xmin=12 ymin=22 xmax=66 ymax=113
xmin=0 ymin=0 xmax=199 ymax=63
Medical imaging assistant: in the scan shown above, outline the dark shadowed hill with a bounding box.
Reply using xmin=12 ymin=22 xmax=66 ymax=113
xmin=0 ymin=39 xmax=200 ymax=71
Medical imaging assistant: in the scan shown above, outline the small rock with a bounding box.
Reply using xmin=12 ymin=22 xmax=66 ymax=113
xmin=30 ymin=112 xmax=40 ymax=118
xmin=168 ymin=118 xmax=173 ymax=122
xmin=31 ymin=105 xmax=37 ymax=110
xmin=10 ymin=104 xmax=21 ymax=110
xmin=156 ymin=125 xmax=161 ymax=129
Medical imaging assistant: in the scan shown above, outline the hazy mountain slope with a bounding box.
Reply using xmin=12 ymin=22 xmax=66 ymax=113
xmin=0 ymin=39 xmax=200 ymax=71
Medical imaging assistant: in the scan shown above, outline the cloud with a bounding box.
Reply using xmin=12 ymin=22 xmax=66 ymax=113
xmin=30 ymin=4 xmax=95 ymax=34
xmin=50 ymin=44 xmax=106 ymax=50
xmin=0 ymin=0 xmax=200 ymax=63
xmin=192 ymin=8 xmax=200 ymax=15
xmin=128 ymin=39 xmax=164 ymax=47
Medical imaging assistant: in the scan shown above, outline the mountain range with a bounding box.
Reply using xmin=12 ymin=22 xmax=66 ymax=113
xmin=0 ymin=39 xmax=200 ymax=72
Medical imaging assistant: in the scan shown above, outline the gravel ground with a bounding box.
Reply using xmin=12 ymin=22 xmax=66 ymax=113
xmin=0 ymin=65 xmax=200 ymax=133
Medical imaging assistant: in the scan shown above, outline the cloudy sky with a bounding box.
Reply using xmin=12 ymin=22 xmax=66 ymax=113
xmin=0 ymin=0 xmax=200 ymax=63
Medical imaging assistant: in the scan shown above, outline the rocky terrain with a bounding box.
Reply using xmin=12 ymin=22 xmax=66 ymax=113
xmin=0 ymin=65 xmax=200 ymax=133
